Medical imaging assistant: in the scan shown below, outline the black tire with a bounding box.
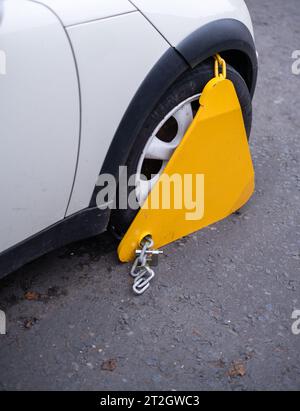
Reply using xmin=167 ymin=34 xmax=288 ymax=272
xmin=110 ymin=59 xmax=252 ymax=238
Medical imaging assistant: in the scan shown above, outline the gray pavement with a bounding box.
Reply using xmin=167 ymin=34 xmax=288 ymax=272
xmin=0 ymin=0 xmax=299 ymax=391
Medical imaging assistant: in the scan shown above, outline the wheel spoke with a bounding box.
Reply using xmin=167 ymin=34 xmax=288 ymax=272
xmin=145 ymin=136 xmax=176 ymax=161
xmin=136 ymin=160 xmax=168 ymax=205
xmin=173 ymin=102 xmax=194 ymax=141
xmin=137 ymin=174 xmax=159 ymax=205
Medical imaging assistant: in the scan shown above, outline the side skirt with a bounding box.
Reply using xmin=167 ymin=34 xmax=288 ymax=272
xmin=0 ymin=207 xmax=110 ymax=279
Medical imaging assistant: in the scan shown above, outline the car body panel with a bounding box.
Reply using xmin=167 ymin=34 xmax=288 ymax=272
xmin=65 ymin=12 xmax=169 ymax=216
xmin=131 ymin=0 xmax=254 ymax=45
xmin=35 ymin=0 xmax=136 ymax=27
xmin=0 ymin=0 xmax=80 ymax=252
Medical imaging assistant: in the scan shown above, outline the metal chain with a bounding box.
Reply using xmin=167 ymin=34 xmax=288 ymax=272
xmin=214 ymin=54 xmax=227 ymax=79
xmin=130 ymin=236 xmax=163 ymax=295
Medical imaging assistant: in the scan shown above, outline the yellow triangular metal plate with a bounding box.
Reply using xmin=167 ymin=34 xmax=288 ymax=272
xmin=118 ymin=77 xmax=255 ymax=262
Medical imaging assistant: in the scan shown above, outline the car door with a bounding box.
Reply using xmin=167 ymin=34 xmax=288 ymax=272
xmin=0 ymin=0 xmax=80 ymax=253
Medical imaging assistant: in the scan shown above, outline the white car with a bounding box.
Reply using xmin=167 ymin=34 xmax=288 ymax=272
xmin=0 ymin=0 xmax=258 ymax=277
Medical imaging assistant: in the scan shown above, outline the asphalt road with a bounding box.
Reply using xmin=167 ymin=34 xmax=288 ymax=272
xmin=0 ymin=0 xmax=299 ymax=391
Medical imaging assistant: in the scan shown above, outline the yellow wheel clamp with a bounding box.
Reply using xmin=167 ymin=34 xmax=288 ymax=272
xmin=118 ymin=55 xmax=255 ymax=294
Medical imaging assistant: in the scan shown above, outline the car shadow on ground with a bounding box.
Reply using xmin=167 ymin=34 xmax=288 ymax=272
xmin=0 ymin=231 xmax=120 ymax=309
